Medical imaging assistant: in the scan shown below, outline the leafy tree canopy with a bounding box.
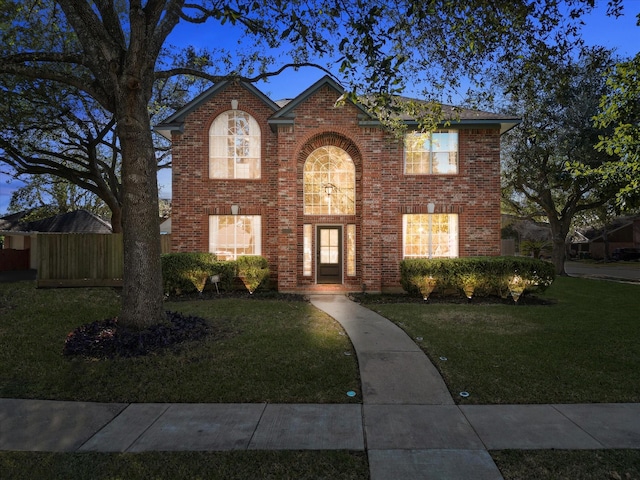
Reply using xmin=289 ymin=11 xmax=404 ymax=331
xmin=0 ymin=69 xmax=196 ymax=232
xmin=0 ymin=1 xmax=620 ymax=111
xmin=499 ymin=45 xmax=624 ymax=274
xmin=590 ymin=49 xmax=640 ymax=208
xmin=7 ymin=174 xmax=111 ymax=222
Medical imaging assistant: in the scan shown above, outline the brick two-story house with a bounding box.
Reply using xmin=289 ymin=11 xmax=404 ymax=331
xmin=157 ymin=76 xmax=519 ymax=293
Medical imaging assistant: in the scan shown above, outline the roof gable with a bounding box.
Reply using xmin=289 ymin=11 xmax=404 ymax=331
xmin=268 ymin=75 xmax=373 ymax=127
xmin=155 ymin=80 xmax=281 ymax=139
xmin=270 ymin=76 xmax=519 ymax=134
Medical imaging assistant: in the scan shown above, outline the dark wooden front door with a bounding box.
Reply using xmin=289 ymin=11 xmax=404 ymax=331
xmin=317 ymin=226 xmax=342 ymax=284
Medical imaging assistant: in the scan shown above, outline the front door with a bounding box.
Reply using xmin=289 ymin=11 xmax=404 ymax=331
xmin=317 ymin=226 xmax=342 ymax=284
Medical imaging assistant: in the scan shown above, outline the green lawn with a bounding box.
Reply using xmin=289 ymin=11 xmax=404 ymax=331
xmin=0 ymin=451 xmax=369 ymax=480
xmin=492 ymin=450 xmax=640 ymax=480
xmin=360 ymin=276 xmax=640 ymax=404
xmin=2 ymin=276 xmax=640 ymax=479
xmin=0 ymin=283 xmax=360 ymax=403
xmin=5 ymin=276 xmax=636 ymax=405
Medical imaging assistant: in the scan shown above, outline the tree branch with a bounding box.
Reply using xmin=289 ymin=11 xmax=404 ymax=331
xmin=154 ymin=62 xmax=337 ymax=84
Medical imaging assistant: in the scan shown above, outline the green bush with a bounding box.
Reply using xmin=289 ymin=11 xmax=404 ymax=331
xmin=400 ymin=256 xmax=555 ymax=300
xmin=208 ymin=261 xmax=237 ymax=292
xmin=161 ymin=253 xmax=236 ymax=295
xmin=236 ymin=255 xmax=270 ymax=294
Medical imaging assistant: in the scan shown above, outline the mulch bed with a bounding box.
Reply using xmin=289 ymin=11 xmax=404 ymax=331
xmin=63 ymin=311 xmax=210 ymax=359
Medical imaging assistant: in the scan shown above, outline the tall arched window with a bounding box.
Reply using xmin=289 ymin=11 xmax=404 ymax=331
xmin=209 ymin=110 xmax=260 ymax=179
xmin=303 ymin=146 xmax=355 ymax=215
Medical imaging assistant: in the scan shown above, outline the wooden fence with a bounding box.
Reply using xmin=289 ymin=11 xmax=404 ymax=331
xmin=0 ymin=248 xmax=30 ymax=272
xmin=36 ymin=233 xmax=172 ymax=287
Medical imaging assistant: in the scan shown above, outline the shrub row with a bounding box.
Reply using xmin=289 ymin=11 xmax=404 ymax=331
xmin=161 ymin=253 xmax=269 ymax=296
xmin=400 ymin=256 xmax=555 ymax=301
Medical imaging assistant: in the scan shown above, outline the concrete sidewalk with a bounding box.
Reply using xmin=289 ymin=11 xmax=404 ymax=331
xmin=2 ymin=294 xmax=640 ymax=479
xmin=2 ymin=400 xmax=640 ymax=471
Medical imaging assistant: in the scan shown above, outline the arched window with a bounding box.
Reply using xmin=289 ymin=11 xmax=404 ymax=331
xmin=303 ymin=146 xmax=355 ymax=215
xmin=209 ymin=110 xmax=260 ymax=179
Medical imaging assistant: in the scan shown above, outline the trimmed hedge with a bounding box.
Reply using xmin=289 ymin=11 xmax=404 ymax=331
xmin=161 ymin=252 xmax=236 ymax=295
xmin=400 ymin=256 xmax=555 ymax=301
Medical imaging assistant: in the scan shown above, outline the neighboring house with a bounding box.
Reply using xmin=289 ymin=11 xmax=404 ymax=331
xmin=157 ymin=76 xmax=519 ymax=293
xmin=0 ymin=210 xmax=112 ymax=271
xmin=571 ymin=215 xmax=640 ymax=260
xmin=501 ymin=215 xmax=553 ymax=257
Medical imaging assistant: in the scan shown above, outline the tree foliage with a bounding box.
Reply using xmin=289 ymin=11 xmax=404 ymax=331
xmin=0 ymin=0 xmax=621 ymax=328
xmin=0 ymin=80 xmax=125 ymax=230
xmin=500 ymin=46 xmax=624 ymax=274
xmin=590 ymin=50 xmax=640 ymax=208
xmin=0 ymin=66 xmax=197 ymax=233
xmin=7 ymin=174 xmax=111 ymax=221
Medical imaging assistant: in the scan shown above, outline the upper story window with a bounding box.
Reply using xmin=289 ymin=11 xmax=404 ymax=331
xmin=404 ymin=130 xmax=458 ymax=174
xmin=209 ymin=110 xmax=260 ymax=179
xmin=303 ymin=146 xmax=355 ymax=215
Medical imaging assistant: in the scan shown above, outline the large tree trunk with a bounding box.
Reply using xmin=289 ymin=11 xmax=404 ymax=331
xmin=548 ymin=216 xmax=571 ymax=276
xmin=551 ymin=236 xmax=567 ymax=275
xmin=116 ymin=89 xmax=165 ymax=329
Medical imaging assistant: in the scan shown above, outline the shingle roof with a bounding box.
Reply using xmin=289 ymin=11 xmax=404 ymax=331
xmin=0 ymin=210 xmax=112 ymax=233
xmin=0 ymin=211 xmax=29 ymax=231
xmin=156 ymin=75 xmax=520 ymax=136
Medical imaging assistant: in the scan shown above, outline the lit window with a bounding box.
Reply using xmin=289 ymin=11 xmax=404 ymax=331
xmin=303 ymin=146 xmax=355 ymax=215
xmin=209 ymin=215 xmax=261 ymax=260
xmin=346 ymin=224 xmax=356 ymax=276
xmin=303 ymin=224 xmax=312 ymax=276
xmin=404 ymin=130 xmax=458 ymax=174
xmin=209 ymin=110 xmax=260 ymax=179
xmin=403 ymin=214 xmax=458 ymax=258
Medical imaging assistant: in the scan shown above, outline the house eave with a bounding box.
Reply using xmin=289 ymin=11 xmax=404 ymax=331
xmin=358 ymin=118 xmax=521 ymax=135
xmin=269 ymin=75 xmax=374 ymax=124
xmin=154 ymin=123 xmax=184 ymax=140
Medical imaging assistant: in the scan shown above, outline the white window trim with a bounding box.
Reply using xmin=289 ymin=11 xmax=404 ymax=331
xmin=209 ymin=110 xmax=261 ymax=179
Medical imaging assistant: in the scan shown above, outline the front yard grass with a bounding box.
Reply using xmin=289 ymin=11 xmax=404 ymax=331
xmin=0 ymin=282 xmax=359 ymax=403
xmin=0 ymin=451 xmax=369 ymax=480
xmin=492 ymin=449 xmax=640 ymax=480
xmin=2 ymin=276 xmax=640 ymax=479
xmin=360 ymin=276 xmax=640 ymax=404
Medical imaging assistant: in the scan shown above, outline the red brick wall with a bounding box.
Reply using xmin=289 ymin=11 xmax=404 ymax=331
xmin=171 ymin=82 xmax=502 ymax=292
xmin=170 ymin=83 xmax=280 ymax=264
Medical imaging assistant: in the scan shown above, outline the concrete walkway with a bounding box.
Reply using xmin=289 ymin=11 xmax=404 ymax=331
xmin=2 ymin=295 xmax=640 ymax=480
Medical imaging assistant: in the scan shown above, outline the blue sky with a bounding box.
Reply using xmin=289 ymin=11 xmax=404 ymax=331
xmin=1 ymin=3 xmax=638 ymax=215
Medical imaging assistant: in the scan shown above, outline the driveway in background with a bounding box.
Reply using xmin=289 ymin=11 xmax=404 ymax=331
xmin=565 ymin=261 xmax=639 ymax=283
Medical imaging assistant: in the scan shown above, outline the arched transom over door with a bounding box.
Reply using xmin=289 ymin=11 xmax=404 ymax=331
xmin=303 ymin=146 xmax=355 ymax=215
